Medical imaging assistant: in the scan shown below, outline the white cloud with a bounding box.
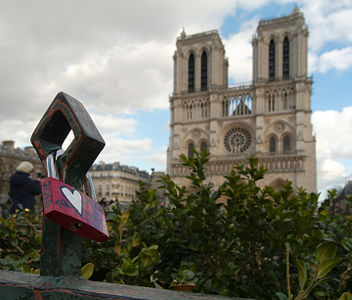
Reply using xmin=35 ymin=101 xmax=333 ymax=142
xmin=141 ymin=152 xmax=167 ymax=171
xmin=90 ymin=114 xmax=138 ymax=138
xmin=98 ymin=137 xmax=152 ymax=164
xmin=309 ymin=47 xmax=352 ymax=73
xmin=224 ymin=18 xmax=258 ymax=83
xmin=0 ymin=120 xmax=37 ymax=147
xmin=300 ymin=0 xmax=352 ymax=74
xmin=301 ymin=1 xmax=352 ymax=52
xmin=312 ymin=107 xmax=352 ymax=190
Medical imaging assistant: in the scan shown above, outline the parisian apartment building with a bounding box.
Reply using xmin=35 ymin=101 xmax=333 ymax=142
xmin=0 ymin=140 xmax=152 ymax=209
xmin=89 ymin=162 xmax=150 ymax=206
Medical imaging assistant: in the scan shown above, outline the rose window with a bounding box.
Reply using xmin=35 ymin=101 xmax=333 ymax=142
xmin=224 ymin=128 xmax=251 ymax=153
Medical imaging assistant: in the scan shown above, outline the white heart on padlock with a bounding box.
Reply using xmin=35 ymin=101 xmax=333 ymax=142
xmin=60 ymin=187 xmax=83 ymax=216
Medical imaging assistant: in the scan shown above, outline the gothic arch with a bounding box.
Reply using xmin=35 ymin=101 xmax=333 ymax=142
xmin=187 ymin=141 xmax=195 ymax=158
xmin=183 ymin=128 xmax=208 ymax=145
xmin=264 ymin=120 xmax=294 ymax=137
xmin=282 ymin=132 xmax=295 ymax=153
xmin=265 ymin=34 xmax=278 ymax=44
xmin=198 ymin=139 xmax=209 ymax=153
xmin=279 ymin=31 xmax=292 ymax=40
xmin=199 ymin=46 xmax=210 ymax=54
xmin=270 ymin=178 xmax=286 ymax=190
xmin=267 ymin=134 xmax=278 ymax=153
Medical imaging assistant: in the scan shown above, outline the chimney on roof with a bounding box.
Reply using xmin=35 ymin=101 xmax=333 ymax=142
xmin=2 ymin=140 xmax=15 ymax=151
xmin=24 ymin=146 xmax=36 ymax=156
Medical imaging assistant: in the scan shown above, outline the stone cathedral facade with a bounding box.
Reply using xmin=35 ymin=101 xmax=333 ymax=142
xmin=166 ymin=7 xmax=317 ymax=193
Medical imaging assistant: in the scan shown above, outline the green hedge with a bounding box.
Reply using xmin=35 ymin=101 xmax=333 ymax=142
xmin=1 ymin=151 xmax=352 ymax=299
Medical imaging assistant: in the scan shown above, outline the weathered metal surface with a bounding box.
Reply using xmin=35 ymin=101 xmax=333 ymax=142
xmin=31 ymin=92 xmax=105 ymax=188
xmin=30 ymin=92 xmax=106 ymax=277
xmin=0 ymin=270 xmax=251 ymax=300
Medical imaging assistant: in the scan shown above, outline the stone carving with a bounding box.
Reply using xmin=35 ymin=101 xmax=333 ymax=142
xmin=275 ymin=122 xmax=284 ymax=133
xmin=193 ymin=130 xmax=201 ymax=140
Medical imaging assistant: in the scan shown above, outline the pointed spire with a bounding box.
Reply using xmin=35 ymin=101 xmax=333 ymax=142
xmin=292 ymin=4 xmax=300 ymax=14
xmin=180 ymin=27 xmax=186 ymax=39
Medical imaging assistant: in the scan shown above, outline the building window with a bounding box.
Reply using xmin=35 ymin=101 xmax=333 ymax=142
xmin=201 ymin=51 xmax=208 ymax=91
xmin=224 ymin=128 xmax=251 ymax=153
xmin=268 ymin=94 xmax=275 ymax=112
xmin=188 ymin=53 xmax=195 ymax=93
xmin=222 ymin=98 xmax=229 ymax=117
xmin=284 ymin=92 xmax=288 ymax=110
xmin=269 ymin=39 xmax=275 ymax=81
xmin=200 ymin=141 xmax=208 ymax=153
xmin=283 ymin=135 xmax=291 ymax=152
xmin=283 ymin=37 xmax=289 ymax=79
xmin=188 ymin=142 xmax=195 ymax=158
xmin=269 ymin=137 xmax=276 ymax=153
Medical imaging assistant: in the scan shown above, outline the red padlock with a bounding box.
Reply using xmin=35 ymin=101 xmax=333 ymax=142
xmin=42 ymin=153 xmax=109 ymax=242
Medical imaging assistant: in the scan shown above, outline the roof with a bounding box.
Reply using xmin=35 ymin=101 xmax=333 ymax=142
xmin=341 ymin=182 xmax=352 ymax=197
xmin=0 ymin=143 xmax=39 ymax=162
xmin=90 ymin=162 xmax=150 ymax=179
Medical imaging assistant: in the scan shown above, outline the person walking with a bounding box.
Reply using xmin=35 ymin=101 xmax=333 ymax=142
xmin=9 ymin=161 xmax=42 ymax=213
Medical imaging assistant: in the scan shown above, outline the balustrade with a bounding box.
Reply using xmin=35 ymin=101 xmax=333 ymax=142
xmin=171 ymin=155 xmax=305 ymax=177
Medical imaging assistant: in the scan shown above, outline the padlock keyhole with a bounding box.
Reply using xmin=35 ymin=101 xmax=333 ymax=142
xmin=69 ymin=222 xmax=83 ymax=232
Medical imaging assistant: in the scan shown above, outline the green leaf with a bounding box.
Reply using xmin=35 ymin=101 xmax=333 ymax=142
xmin=296 ymin=259 xmax=307 ymax=290
xmin=317 ymin=257 xmax=342 ymax=279
xmin=81 ymin=262 xmax=94 ymax=280
xmin=182 ymin=270 xmax=195 ymax=282
xmin=275 ymin=292 xmax=288 ymax=300
xmin=120 ymin=211 xmax=130 ymax=224
xmin=120 ymin=258 xmax=139 ymax=276
xmin=339 ymin=292 xmax=352 ymax=300
xmin=315 ymin=241 xmax=337 ymax=264
xmin=114 ymin=244 xmax=121 ymax=256
xmin=314 ymin=290 xmax=326 ymax=297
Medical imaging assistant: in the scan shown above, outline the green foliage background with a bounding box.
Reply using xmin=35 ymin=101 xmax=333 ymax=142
xmin=1 ymin=151 xmax=352 ymax=299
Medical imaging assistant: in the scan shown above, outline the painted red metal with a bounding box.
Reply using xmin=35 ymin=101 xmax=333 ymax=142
xmin=42 ymin=177 xmax=109 ymax=242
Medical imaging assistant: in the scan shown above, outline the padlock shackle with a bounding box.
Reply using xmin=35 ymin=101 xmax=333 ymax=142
xmin=85 ymin=173 xmax=98 ymax=203
xmin=46 ymin=151 xmax=98 ymax=203
xmin=46 ymin=152 xmax=59 ymax=179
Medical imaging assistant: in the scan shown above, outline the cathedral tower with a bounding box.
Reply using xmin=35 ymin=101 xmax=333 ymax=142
xmin=167 ymin=7 xmax=316 ymax=193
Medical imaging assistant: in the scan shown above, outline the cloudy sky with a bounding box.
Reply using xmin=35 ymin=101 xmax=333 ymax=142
xmin=0 ymin=0 xmax=351 ymax=193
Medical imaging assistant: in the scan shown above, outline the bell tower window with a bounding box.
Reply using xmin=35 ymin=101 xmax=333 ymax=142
xmin=269 ymin=39 xmax=275 ymax=81
xmin=201 ymin=51 xmax=208 ymax=91
xmin=283 ymin=37 xmax=289 ymax=79
xmin=188 ymin=53 xmax=195 ymax=93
